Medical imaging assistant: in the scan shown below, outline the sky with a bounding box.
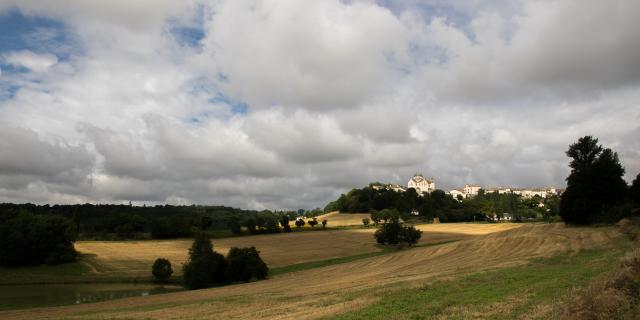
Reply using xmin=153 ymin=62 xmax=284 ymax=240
xmin=0 ymin=0 xmax=639 ymax=210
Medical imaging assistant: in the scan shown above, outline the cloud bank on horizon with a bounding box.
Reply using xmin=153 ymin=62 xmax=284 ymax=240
xmin=0 ymin=0 xmax=639 ymax=210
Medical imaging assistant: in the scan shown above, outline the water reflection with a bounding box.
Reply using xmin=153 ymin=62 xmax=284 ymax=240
xmin=0 ymin=283 xmax=184 ymax=310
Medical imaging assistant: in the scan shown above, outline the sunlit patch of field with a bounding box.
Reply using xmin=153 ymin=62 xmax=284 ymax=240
xmin=1 ymin=223 xmax=624 ymax=320
xmin=313 ymin=211 xmax=371 ymax=226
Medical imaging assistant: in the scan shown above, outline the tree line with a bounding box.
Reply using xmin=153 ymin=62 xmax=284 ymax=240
xmin=325 ymin=184 xmax=560 ymax=223
xmin=0 ymin=203 xmax=300 ymax=240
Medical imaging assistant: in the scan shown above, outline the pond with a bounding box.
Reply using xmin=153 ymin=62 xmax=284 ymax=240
xmin=0 ymin=283 xmax=184 ymax=310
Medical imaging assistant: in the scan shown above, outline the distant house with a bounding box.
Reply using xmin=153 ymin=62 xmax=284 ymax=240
xmin=490 ymin=213 xmax=513 ymax=221
xmin=370 ymin=182 xmax=406 ymax=193
xmin=449 ymin=189 xmax=464 ymax=200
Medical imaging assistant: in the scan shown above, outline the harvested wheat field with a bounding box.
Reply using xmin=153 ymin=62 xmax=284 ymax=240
xmin=77 ymin=230 xmax=378 ymax=277
xmin=314 ymin=211 xmax=372 ymax=226
xmin=76 ymin=223 xmax=482 ymax=277
xmin=1 ymin=223 xmax=623 ymax=320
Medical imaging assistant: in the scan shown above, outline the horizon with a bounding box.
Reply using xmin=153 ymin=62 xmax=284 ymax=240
xmin=1 ymin=1 xmax=639 ymax=210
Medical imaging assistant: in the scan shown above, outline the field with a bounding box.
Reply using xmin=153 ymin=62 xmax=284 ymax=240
xmin=72 ymin=221 xmax=500 ymax=279
xmin=0 ymin=220 xmax=488 ymax=284
xmin=314 ymin=212 xmax=372 ymax=226
xmin=0 ymin=222 xmax=628 ymax=319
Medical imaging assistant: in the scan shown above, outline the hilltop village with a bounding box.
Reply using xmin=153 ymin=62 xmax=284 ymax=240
xmin=371 ymin=173 xmax=562 ymax=200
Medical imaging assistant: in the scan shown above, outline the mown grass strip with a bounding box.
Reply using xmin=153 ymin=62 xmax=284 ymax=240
xmin=328 ymin=246 xmax=625 ymax=320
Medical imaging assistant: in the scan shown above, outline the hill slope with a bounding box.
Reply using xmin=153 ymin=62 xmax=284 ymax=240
xmin=0 ymin=223 xmax=622 ymax=319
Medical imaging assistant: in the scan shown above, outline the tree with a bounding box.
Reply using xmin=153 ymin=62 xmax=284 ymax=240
xmin=243 ymin=218 xmax=258 ymax=234
xmin=189 ymin=233 xmax=214 ymax=261
xmin=374 ymin=220 xmax=402 ymax=245
xmin=631 ymin=173 xmax=640 ymax=207
xmin=370 ymin=210 xmax=381 ymax=225
xmin=321 ymin=219 xmax=328 ymax=229
xmin=373 ymin=220 xmax=422 ymax=246
xmin=225 ymin=247 xmax=268 ymax=283
xmin=560 ymin=136 xmax=628 ymax=224
xmin=182 ymin=251 xmax=227 ymax=289
xmin=152 ymin=258 xmax=173 ymax=282
xmin=0 ymin=211 xmax=77 ymax=266
xmin=308 ymin=218 xmax=318 ymax=228
xmin=229 ymin=219 xmax=242 ymax=235
xmin=362 ymin=218 xmax=370 ymax=227
xmin=262 ymin=215 xmax=280 ymax=233
xmin=401 ymin=225 xmax=422 ymax=246
xmin=279 ymin=215 xmax=292 ymax=232
xmin=295 ymin=218 xmax=305 ymax=228
xmin=182 ymin=234 xmax=227 ymax=290
xmin=199 ymin=215 xmax=212 ymax=230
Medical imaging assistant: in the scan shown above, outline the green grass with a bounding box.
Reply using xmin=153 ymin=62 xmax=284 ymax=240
xmin=0 ymin=261 xmax=91 ymax=284
xmin=328 ymin=246 xmax=626 ymax=320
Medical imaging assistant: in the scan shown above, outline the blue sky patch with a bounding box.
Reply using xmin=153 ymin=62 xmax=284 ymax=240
xmin=210 ymin=94 xmax=249 ymax=115
xmin=0 ymin=9 xmax=77 ymax=59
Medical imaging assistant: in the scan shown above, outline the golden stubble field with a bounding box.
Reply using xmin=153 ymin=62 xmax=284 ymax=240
xmin=1 ymin=222 xmax=620 ymax=320
xmin=314 ymin=211 xmax=372 ymax=226
xmin=76 ymin=215 xmax=509 ymax=276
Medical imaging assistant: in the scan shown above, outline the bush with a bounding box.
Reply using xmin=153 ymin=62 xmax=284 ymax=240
xmin=308 ymin=217 xmax=318 ymax=228
xmin=374 ymin=220 xmax=422 ymax=246
xmin=0 ymin=211 xmax=77 ymax=266
xmin=295 ymin=219 xmax=305 ymax=228
xmin=225 ymin=246 xmax=268 ymax=283
xmin=152 ymin=258 xmax=173 ymax=282
xmin=362 ymin=218 xmax=370 ymax=227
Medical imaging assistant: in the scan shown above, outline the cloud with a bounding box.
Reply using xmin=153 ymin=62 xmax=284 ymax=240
xmin=3 ymin=50 xmax=58 ymax=72
xmin=0 ymin=0 xmax=639 ymax=209
xmin=200 ymin=0 xmax=409 ymax=110
xmin=244 ymin=109 xmax=360 ymax=163
xmin=0 ymin=126 xmax=94 ymax=187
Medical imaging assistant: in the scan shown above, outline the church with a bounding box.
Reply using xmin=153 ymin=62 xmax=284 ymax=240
xmin=407 ymin=173 xmax=435 ymax=194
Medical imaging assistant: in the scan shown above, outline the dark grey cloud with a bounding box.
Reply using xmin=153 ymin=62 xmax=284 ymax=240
xmin=0 ymin=126 xmax=93 ymax=183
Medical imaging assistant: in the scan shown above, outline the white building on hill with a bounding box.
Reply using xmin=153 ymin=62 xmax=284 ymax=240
xmin=463 ymin=184 xmax=482 ymax=196
xmin=407 ymin=173 xmax=435 ymax=194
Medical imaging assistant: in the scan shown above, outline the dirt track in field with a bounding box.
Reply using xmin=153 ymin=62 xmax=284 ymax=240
xmin=1 ymin=223 xmax=620 ymax=320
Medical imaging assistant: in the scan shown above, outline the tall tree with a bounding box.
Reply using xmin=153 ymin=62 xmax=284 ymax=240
xmin=631 ymin=173 xmax=640 ymax=207
xmin=560 ymin=136 xmax=627 ymax=224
